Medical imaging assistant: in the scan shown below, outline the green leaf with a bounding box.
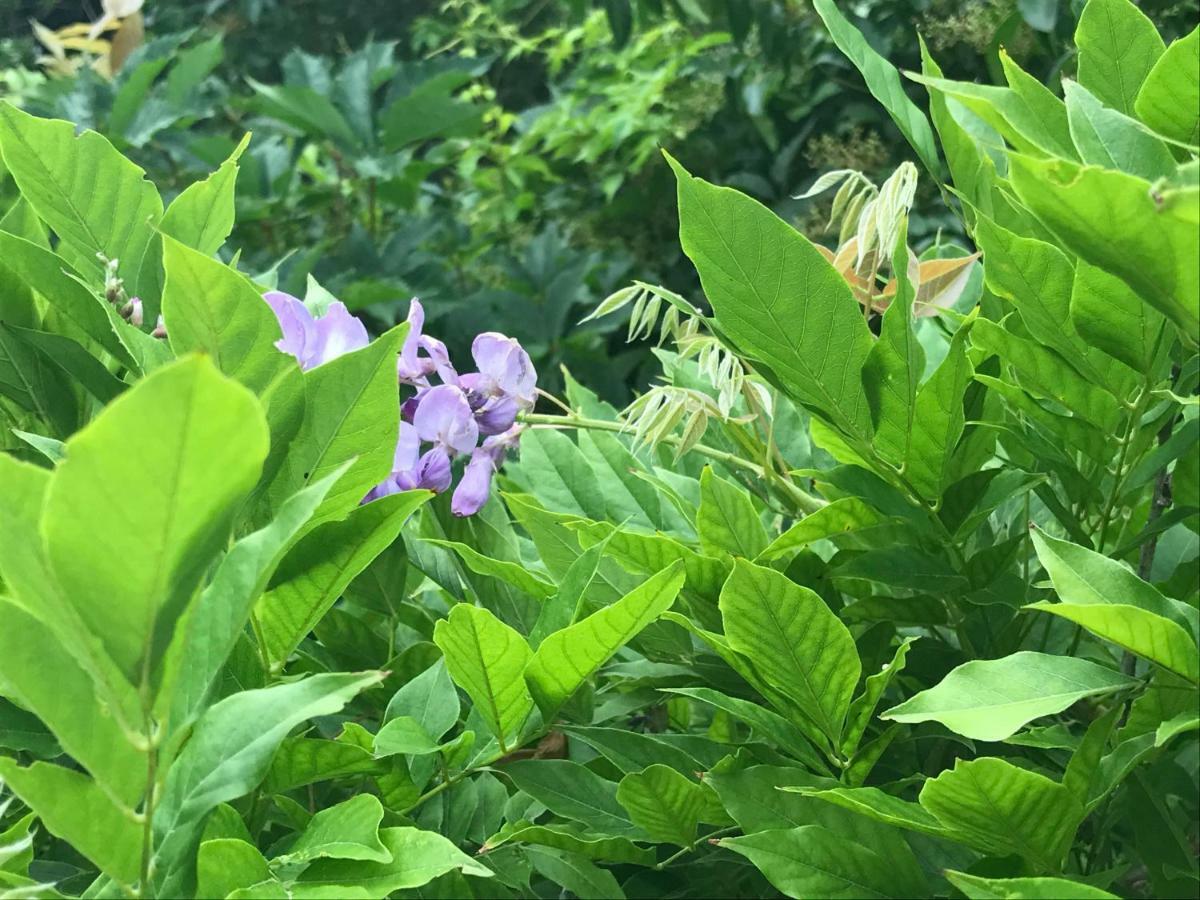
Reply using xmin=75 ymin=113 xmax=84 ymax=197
xmin=160 ymin=133 xmax=248 ymax=255
xmin=1007 ymin=155 xmax=1198 ymax=344
xmin=384 ymin=659 xmax=460 ymax=741
xmin=668 ymin=153 xmax=875 ymax=443
xmin=262 ymin=736 xmax=384 ymax=794
xmin=0 ymin=102 xmax=162 ymax=297
xmin=798 ymin=786 xmax=950 ymax=839
xmin=295 ymin=827 xmax=492 ymax=896
xmin=973 ymin=212 xmax=1138 ymax=396
xmin=1075 ymin=0 xmax=1165 ymax=115
xmin=561 ymin=726 xmax=707 ymax=775
xmin=1064 ymin=81 xmax=1176 ymax=180
xmin=525 ymin=846 xmax=623 ymax=900
xmin=502 ymin=759 xmax=638 ymax=837
xmin=0 ymin=322 xmax=77 ymax=437
xmin=1032 ymin=528 xmax=1197 ymax=631
xmin=721 ymin=825 xmax=911 ymax=899
xmin=757 ymin=498 xmax=890 ymax=561
xmin=570 ymin=521 xmax=726 ymax=606
xmin=196 ymin=839 xmax=271 ymax=900
xmin=5 ymin=324 xmax=127 ymax=404
xmin=525 ymin=561 xmax=685 ymax=720
xmin=698 ymin=466 xmax=768 ymax=558
xmin=842 ymin=637 xmax=914 ymax=756
xmin=998 ymin=50 xmax=1077 ymax=159
xmin=44 ymin=356 xmax=268 ymax=683
xmin=257 ymin=489 xmax=432 ymax=669
xmin=863 ymin=230 xmax=923 ymax=465
xmin=481 ymin=822 xmax=654 ymax=866
xmin=812 ymin=0 xmax=941 ymax=176
xmin=944 ymin=870 xmax=1119 ymax=899
xmin=919 ymin=757 xmax=1083 ymax=871
xmin=616 ymin=765 xmax=709 ymax=846
xmin=0 ymin=761 xmax=140 ymax=886
xmin=373 ymin=717 xmax=443 ymax=757
xmin=275 ymin=795 xmax=391 ymax=865
xmin=433 ymin=604 xmax=533 ymax=751
xmin=904 ymin=314 xmax=975 ymax=499
xmin=1134 ymin=27 xmax=1199 ymax=144
xmin=421 ymin=539 xmax=556 ymax=599
xmin=1025 ymin=602 xmax=1200 ymax=682
xmin=0 ymin=598 xmax=144 ymax=805
xmin=577 ymin=429 xmax=667 ymax=531
xmin=247 ymin=78 xmax=359 ymax=148
xmin=152 ymin=671 xmax=383 ymax=896
xmin=719 ymin=560 xmax=860 ymax=743
xmin=0 ymin=232 xmax=136 ymax=370
xmin=270 ymin=325 xmax=408 ymax=523
xmin=162 ymin=464 xmax=350 ymax=729
xmin=881 ymin=651 xmax=1137 ymax=740
xmin=161 ymin=235 xmax=289 ymax=394
xmin=507 ymin=428 xmax=606 ymax=519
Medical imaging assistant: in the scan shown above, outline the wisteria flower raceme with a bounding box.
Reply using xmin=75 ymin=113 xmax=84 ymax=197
xmin=264 ymin=290 xmax=370 ymax=371
xmin=261 ymin=288 xmax=535 ymax=515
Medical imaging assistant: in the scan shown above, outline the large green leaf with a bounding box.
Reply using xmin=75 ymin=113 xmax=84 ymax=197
xmin=270 ymin=325 xmax=408 ymax=522
xmin=275 ymin=794 xmax=391 ymax=865
xmin=812 ymin=0 xmax=940 ymax=176
xmin=161 ymin=235 xmax=288 ymax=394
xmin=43 ymin=356 xmax=268 ymax=683
xmin=161 ymin=465 xmax=350 ymax=729
xmin=615 ymin=764 xmax=710 ymax=846
xmin=904 ymin=315 xmax=974 ymax=499
xmin=668 ymin=154 xmax=874 ymax=443
xmin=152 ymin=671 xmax=383 ymax=896
xmin=525 ymin=562 xmax=685 ymax=720
xmin=721 ymin=825 xmax=914 ymax=899
xmin=757 ymin=498 xmax=890 ymax=561
xmin=1134 ymin=27 xmax=1199 ymax=144
xmin=1071 ymin=260 xmax=1167 ymax=376
xmin=433 ymin=604 xmax=534 ymax=751
xmin=257 ymin=489 xmax=432 ymax=669
xmin=1075 ymin=0 xmax=1165 ymax=115
xmin=1007 ymin=155 xmax=1199 ymax=344
xmin=0 ymin=599 xmax=145 ymax=806
xmin=698 ymin=466 xmax=768 ymax=558
xmin=482 ymin=822 xmax=654 ymax=866
xmin=882 ymin=651 xmax=1136 ymax=740
xmin=1025 ymin=602 xmax=1200 ymax=682
xmin=0 ymin=322 xmax=77 ymax=437
xmin=1063 ymin=81 xmax=1175 ymax=180
xmin=0 ymin=760 xmax=141 ymax=886
xmin=1032 ymin=529 xmax=1198 ymax=632
xmin=501 ymin=759 xmax=638 ymax=836
xmin=159 ymin=133 xmax=247 ymax=256
xmin=195 ymin=839 xmax=272 ymax=900
xmin=0 ymin=102 xmax=162 ymax=297
xmin=863 ymin=230 xmax=923 ymax=466
xmin=294 ymin=827 xmax=491 ymax=897
xmin=944 ymin=870 xmax=1119 ymax=899
xmin=919 ymin=757 xmax=1083 ymax=871
xmin=719 ymin=560 xmax=860 ymax=743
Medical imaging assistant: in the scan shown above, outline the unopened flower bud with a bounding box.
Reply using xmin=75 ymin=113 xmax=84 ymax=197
xmin=151 ymin=315 xmax=167 ymax=340
xmin=120 ymin=297 xmax=144 ymax=326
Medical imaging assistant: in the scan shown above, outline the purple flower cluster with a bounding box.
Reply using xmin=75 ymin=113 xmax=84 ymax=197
xmin=263 ymin=291 xmax=534 ymax=516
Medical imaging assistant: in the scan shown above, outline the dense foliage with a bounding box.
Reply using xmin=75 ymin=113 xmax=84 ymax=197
xmin=0 ymin=1 xmax=1198 ymax=899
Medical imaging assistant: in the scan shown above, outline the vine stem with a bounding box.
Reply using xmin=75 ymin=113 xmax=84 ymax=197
xmin=519 ymin=413 xmax=825 ymax=514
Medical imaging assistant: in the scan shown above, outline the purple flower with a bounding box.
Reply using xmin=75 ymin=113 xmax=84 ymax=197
xmin=413 ymin=384 xmax=478 ymax=456
xmin=364 ymin=421 xmax=455 ymax=502
xmin=264 ymin=290 xmax=369 ymax=371
xmin=397 ymin=299 xmax=457 ymax=386
xmin=452 ymin=426 xmax=523 ymax=517
xmin=466 ymin=333 xmax=537 ymax=409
